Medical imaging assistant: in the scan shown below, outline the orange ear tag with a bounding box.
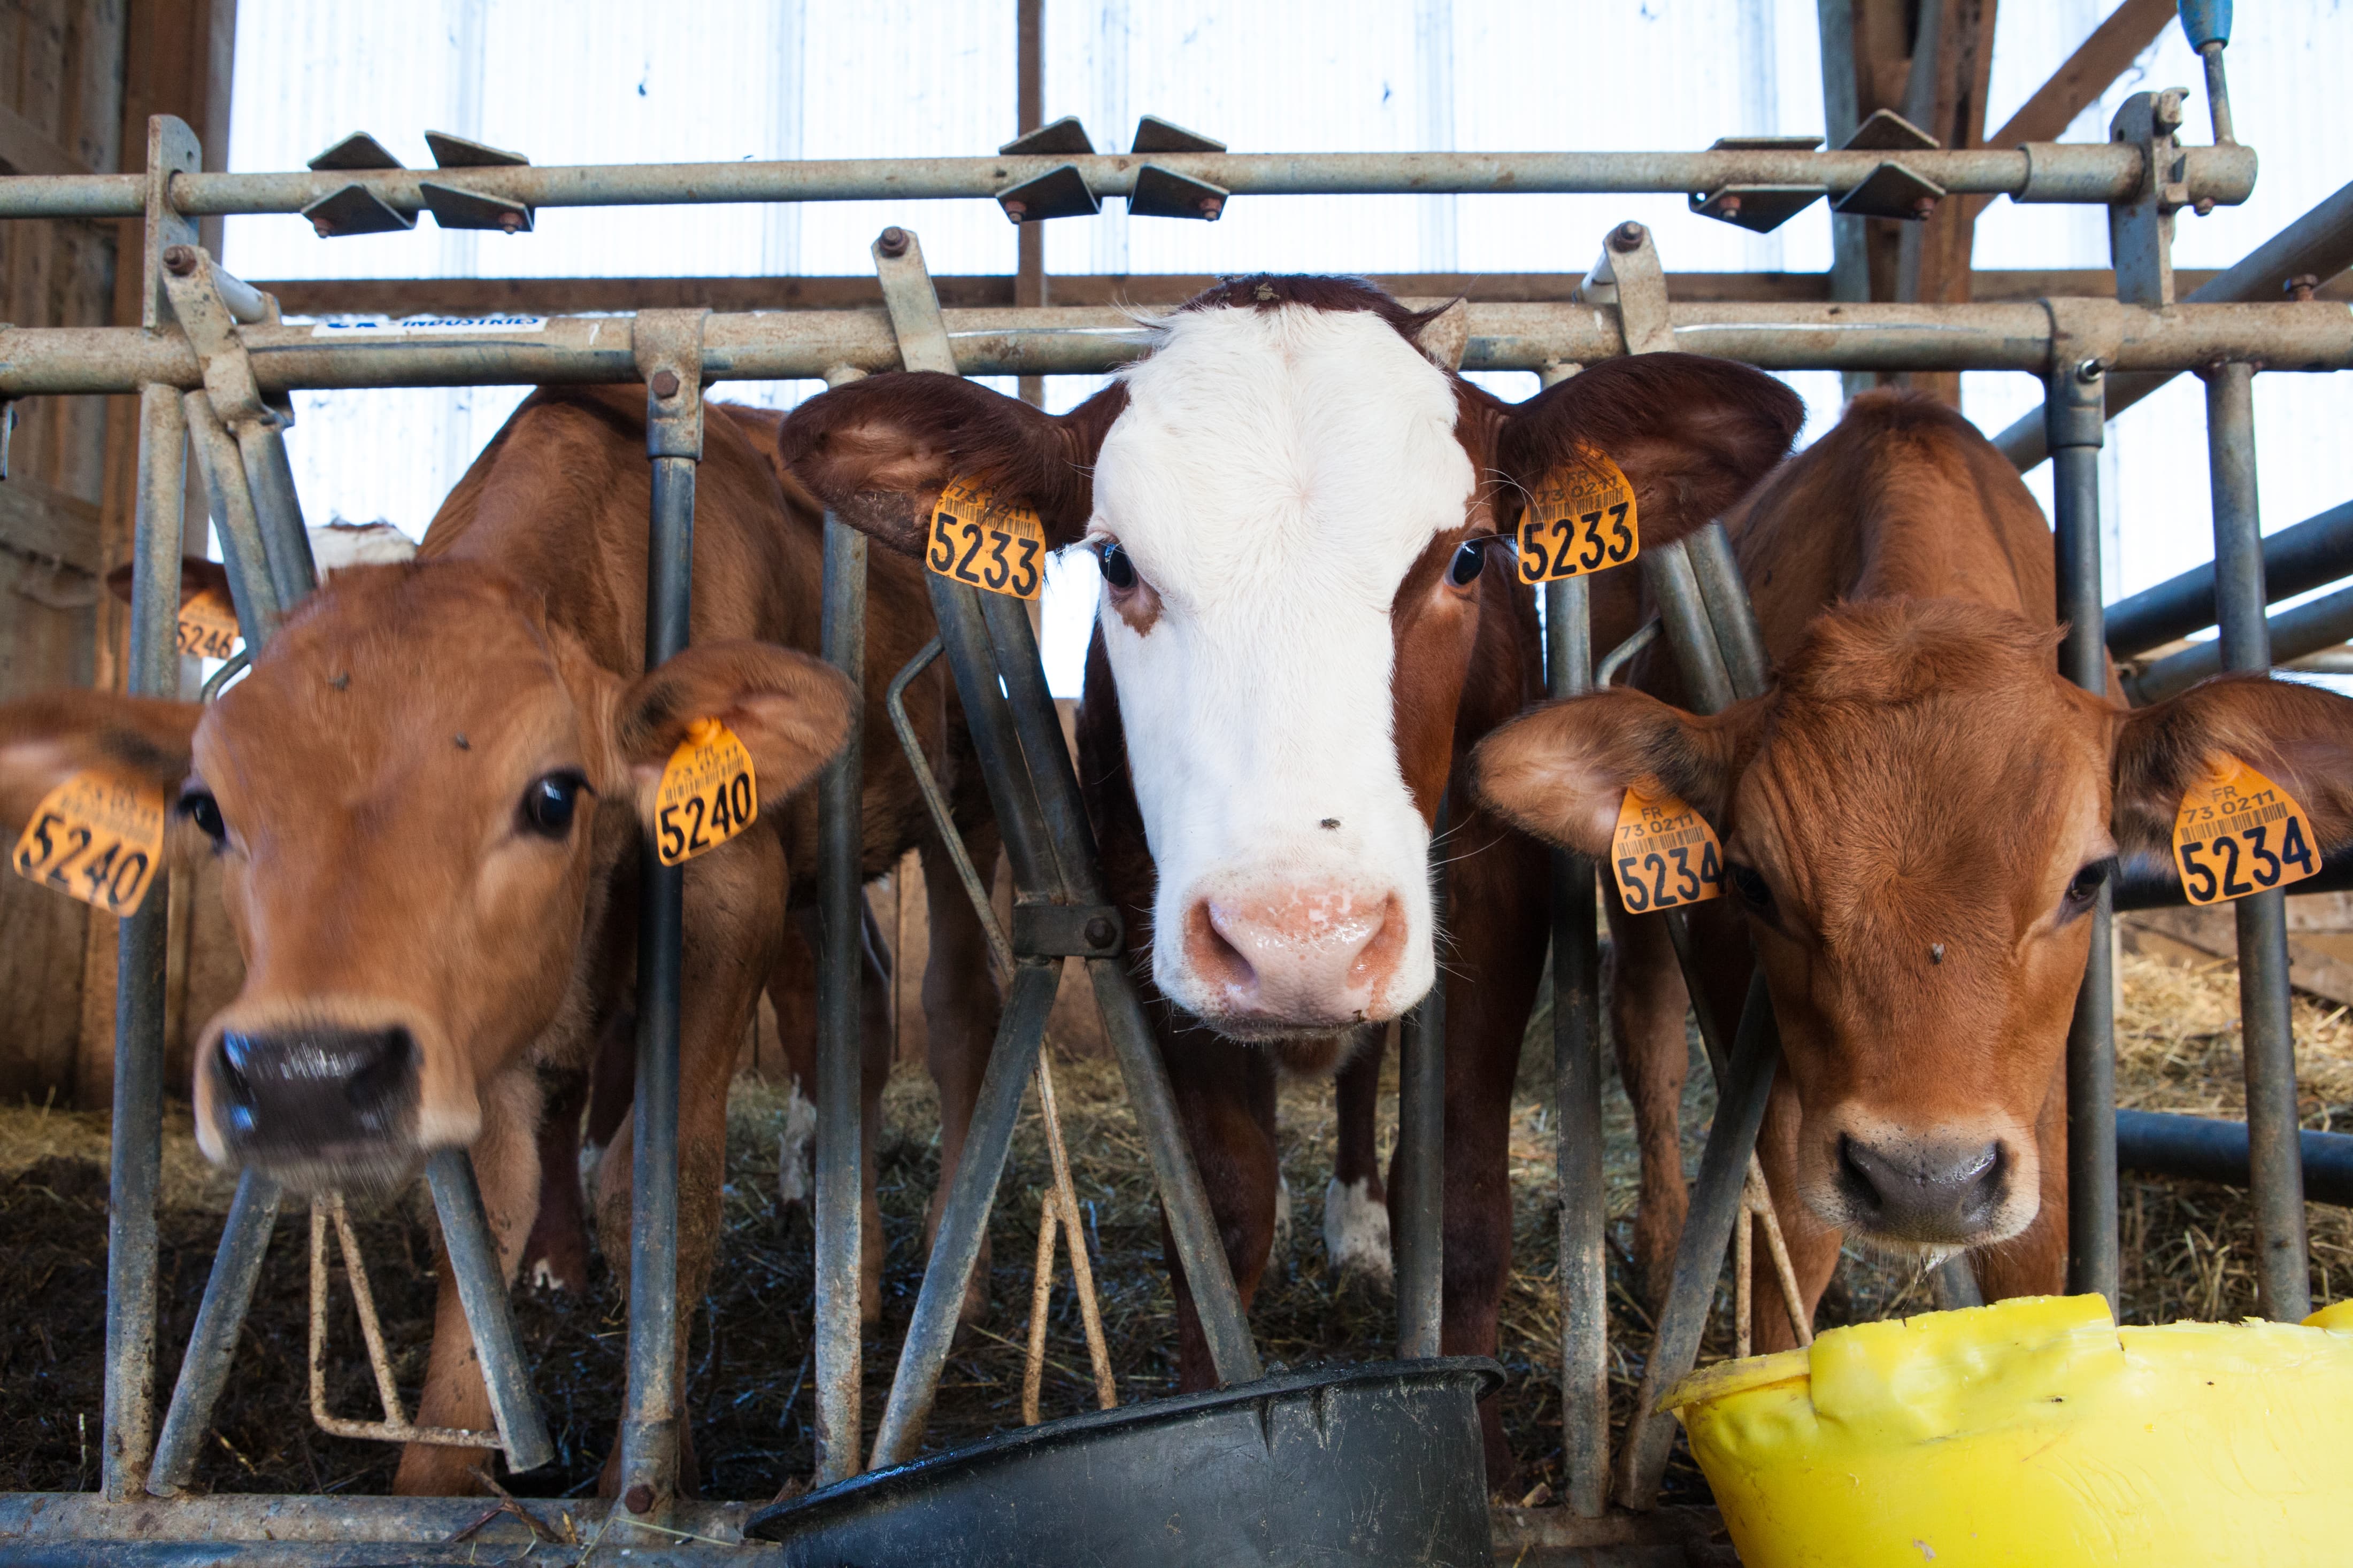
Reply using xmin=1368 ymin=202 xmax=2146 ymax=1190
xmin=654 ymin=719 xmax=758 ymax=867
xmin=1610 ymin=780 xmax=1725 ymax=913
xmin=1517 ymin=446 xmax=1639 ymax=585
xmin=175 ymin=586 xmax=243 ymax=661
xmin=2171 ymin=754 xmax=2320 ymax=905
xmin=927 ymin=476 xmax=1046 ymax=600
xmin=11 ymin=770 xmax=166 ymax=916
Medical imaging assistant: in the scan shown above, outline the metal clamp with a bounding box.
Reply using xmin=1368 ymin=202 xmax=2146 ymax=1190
xmin=633 ymin=309 xmax=709 ymax=459
xmin=2109 ymin=90 xmax=2191 ymax=307
xmin=1012 ymin=901 xmax=1124 ymax=957
xmin=1579 ymin=221 xmax=1673 ymax=356
xmin=2042 ymin=296 xmax=2121 ymax=452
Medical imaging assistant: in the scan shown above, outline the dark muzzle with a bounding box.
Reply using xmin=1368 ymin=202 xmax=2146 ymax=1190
xmin=212 ymin=1024 xmax=418 ymax=1169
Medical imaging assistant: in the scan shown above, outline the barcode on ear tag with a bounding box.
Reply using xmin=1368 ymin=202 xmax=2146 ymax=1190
xmin=11 ymin=770 xmax=166 ymax=915
xmin=2171 ymin=755 xmax=2320 ymax=905
xmin=176 ymin=587 xmax=242 ymax=662
xmin=927 ymin=476 xmax=1045 ymax=599
xmin=1517 ymin=446 xmax=1639 ymax=584
xmin=655 ymin=719 xmax=758 ymax=867
xmin=1611 ymin=781 xmax=1725 ymax=913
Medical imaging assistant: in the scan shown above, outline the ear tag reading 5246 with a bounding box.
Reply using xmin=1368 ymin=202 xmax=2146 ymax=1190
xmin=655 ymin=719 xmax=757 ymax=867
xmin=1517 ymin=447 xmax=1639 ymax=585
xmin=2171 ymin=754 xmax=2320 ymax=905
xmin=12 ymin=770 xmax=166 ymax=915
xmin=176 ymin=587 xmax=242 ymax=662
xmin=1611 ymin=781 xmax=1725 ymax=913
xmin=928 ymin=476 xmax=1045 ymax=600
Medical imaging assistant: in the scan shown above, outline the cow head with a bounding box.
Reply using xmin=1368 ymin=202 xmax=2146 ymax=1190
xmin=780 ymin=276 xmax=1798 ymax=1040
xmin=0 ymin=560 xmax=851 ymax=1191
xmin=1477 ymin=597 xmax=2353 ymax=1255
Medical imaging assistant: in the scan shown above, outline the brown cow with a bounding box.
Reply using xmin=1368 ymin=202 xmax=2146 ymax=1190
xmin=0 ymin=383 xmax=1006 ymax=1496
xmin=776 ymin=276 xmax=1802 ymax=1480
xmin=1475 ymin=389 xmax=2353 ymax=1347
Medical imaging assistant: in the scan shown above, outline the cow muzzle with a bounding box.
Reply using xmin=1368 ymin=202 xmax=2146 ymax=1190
xmin=1174 ymin=881 xmax=1413 ymax=1039
xmin=207 ymin=1024 xmax=420 ymax=1188
xmin=1828 ymin=1128 xmax=2018 ymax=1248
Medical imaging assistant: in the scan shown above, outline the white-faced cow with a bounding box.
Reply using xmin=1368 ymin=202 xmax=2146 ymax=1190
xmin=778 ymin=275 xmax=1802 ymax=1478
xmin=0 ymin=383 xmax=1011 ymax=1495
xmin=1476 ymin=389 xmax=2353 ymax=1347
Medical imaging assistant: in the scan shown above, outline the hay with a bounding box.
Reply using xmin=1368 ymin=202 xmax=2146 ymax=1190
xmin=3 ymin=945 xmax=2345 ymax=1501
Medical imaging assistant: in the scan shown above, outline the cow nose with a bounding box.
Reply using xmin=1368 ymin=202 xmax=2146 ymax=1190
xmin=213 ymin=1025 xmax=418 ymax=1158
xmin=1183 ymin=886 xmax=1406 ymax=1028
xmin=1836 ymin=1132 xmax=2006 ymax=1243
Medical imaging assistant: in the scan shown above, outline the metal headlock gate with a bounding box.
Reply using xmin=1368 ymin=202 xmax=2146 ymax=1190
xmin=3 ymin=20 xmax=2351 ymax=1561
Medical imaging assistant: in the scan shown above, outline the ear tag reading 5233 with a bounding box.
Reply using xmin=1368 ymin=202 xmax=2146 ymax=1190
xmin=176 ymin=587 xmax=242 ymax=662
xmin=1518 ymin=446 xmax=1639 ymax=585
xmin=1611 ymin=780 xmax=1725 ymax=913
xmin=928 ymin=476 xmax=1045 ymax=600
xmin=11 ymin=770 xmax=165 ymax=915
xmin=655 ymin=719 xmax=757 ymax=867
xmin=2171 ymin=754 xmax=2320 ymax=905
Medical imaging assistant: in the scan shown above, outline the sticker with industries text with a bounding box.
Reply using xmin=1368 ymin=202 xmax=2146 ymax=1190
xmin=2171 ymin=755 xmax=2320 ymax=905
xmin=11 ymin=770 xmax=165 ymax=916
xmin=1517 ymin=447 xmax=1639 ymax=584
xmin=176 ymin=587 xmax=242 ymax=662
xmin=927 ymin=477 xmax=1045 ymax=599
xmin=1611 ymin=781 xmax=1725 ymax=913
xmin=655 ymin=720 xmax=758 ymax=867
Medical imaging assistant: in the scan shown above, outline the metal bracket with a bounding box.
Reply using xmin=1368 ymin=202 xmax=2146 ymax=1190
xmin=422 ymin=130 xmax=534 ymax=232
xmin=874 ymin=233 xmax=959 ymax=372
xmin=2043 ymin=297 xmax=2123 ymax=451
xmin=1131 ymin=115 xmax=1224 ymax=154
xmin=1833 ymin=160 xmax=1944 ymax=221
xmin=302 ymin=132 xmax=414 ymax=236
xmin=1690 ymin=136 xmax=1823 ymax=233
xmin=1013 ymin=901 xmax=1124 ymax=957
xmin=1841 ymin=108 xmax=1939 ymax=152
xmin=1580 ymin=222 xmax=1672 ymax=356
xmin=995 ymin=163 xmax=1101 ymax=224
xmin=308 ymin=131 xmax=404 ymax=170
xmin=2109 ymin=90 xmax=2190 ymax=306
xmin=633 ymin=310 xmax=709 ymax=459
xmin=999 ymin=116 xmax=1095 ymax=156
xmin=1130 ymin=164 xmax=1227 ymax=220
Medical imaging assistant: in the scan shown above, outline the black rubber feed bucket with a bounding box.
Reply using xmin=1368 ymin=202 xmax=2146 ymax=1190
xmin=747 ymin=1357 xmax=1503 ymax=1566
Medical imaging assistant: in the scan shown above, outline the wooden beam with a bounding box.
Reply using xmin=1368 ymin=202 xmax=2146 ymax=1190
xmin=0 ymin=102 xmax=90 ymax=176
xmin=0 ymin=477 xmax=103 ymax=575
xmin=1986 ymin=0 xmax=2176 ymax=148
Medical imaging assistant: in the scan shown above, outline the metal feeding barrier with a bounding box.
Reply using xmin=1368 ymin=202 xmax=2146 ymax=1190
xmin=1 ymin=9 xmax=2349 ymax=1552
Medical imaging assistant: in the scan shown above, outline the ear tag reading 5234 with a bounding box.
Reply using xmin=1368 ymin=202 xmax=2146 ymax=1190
xmin=2171 ymin=754 xmax=2320 ymax=905
xmin=1611 ymin=780 xmax=1725 ymax=913
xmin=1518 ymin=447 xmax=1639 ymax=585
xmin=928 ymin=476 xmax=1045 ymax=600
xmin=655 ymin=719 xmax=757 ymax=867
xmin=176 ymin=587 xmax=242 ymax=662
xmin=11 ymin=770 xmax=165 ymax=915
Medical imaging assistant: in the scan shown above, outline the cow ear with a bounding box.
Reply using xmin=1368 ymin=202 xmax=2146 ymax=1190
xmin=1494 ymin=353 xmax=1803 ymax=547
xmin=2111 ymin=674 xmax=2353 ymax=861
xmin=1472 ymin=686 xmax=1751 ymax=857
xmin=104 ymin=555 xmax=230 ymax=608
xmin=0 ymin=692 xmax=203 ymax=831
xmin=776 ymin=370 xmax=1126 ymax=557
xmin=611 ymin=641 xmax=857 ymax=822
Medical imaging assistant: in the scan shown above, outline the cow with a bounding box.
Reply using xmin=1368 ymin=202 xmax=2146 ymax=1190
xmin=1474 ymin=388 xmax=2353 ymax=1348
xmin=774 ymin=275 xmax=1803 ymax=1480
xmin=0 ymin=383 xmax=1010 ymax=1495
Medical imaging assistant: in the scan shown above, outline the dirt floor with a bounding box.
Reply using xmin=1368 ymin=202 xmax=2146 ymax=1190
xmin=3 ymin=946 xmax=2349 ymax=1503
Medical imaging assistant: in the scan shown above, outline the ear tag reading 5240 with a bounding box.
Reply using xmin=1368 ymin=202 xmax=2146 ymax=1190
xmin=12 ymin=770 xmax=166 ymax=915
xmin=2171 ymin=754 xmax=2320 ymax=905
xmin=1611 ymin=780 xmax=1725 ymax=913
xmin=928 ymin=476 xmax=1045 ymax=600
xmin=655 ymin=719 xmax=757 ymax=867
xmin=176 ymin=587 xmax=242 ymax=662
xmin=1518 ymin=446 xmax=1639 ymax=585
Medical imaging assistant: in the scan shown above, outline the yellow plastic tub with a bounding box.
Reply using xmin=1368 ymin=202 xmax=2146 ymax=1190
xmin=1660 ymin=1294 xmax=2353 ymax=1566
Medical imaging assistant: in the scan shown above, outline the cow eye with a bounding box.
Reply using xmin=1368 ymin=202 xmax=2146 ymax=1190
xmin=1448 ymin=538 xmax=1487 ymax=587
xmin=179 ymin=790 xmax=226 ymax=845
xmin=2064 ymin=859 xmax=2112 ymax=908
xmin=1097 ymin=539 xmax=1137 ymax=591
xmin=1730 ymin=862 xmax=1774 ymax=915
xmin=521 ymin=771 xmax=589 ymax=838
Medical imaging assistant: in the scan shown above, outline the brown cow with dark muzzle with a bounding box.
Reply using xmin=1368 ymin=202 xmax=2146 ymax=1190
xmin=1477 ymin=389 xmax=2353 ymax=1345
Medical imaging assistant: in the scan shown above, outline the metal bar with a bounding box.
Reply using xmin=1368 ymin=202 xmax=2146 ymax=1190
xmin=0 ymin=142 xmax=2256 ymax=223
xmin=812 ymin=514 xmax=866 ymax=1486
xmin=883 ymin=639 xmax=1012 ymax=978
xmin=147 ymin=1170 xmax=281 ymax=1495
xmin=2125 ymin=581 xmax=2353 ymax=705
xmin=2205 ymin=361 xmax=2311 ymax=1323
xmin=975 ymin=588 xmax=1095 ymax=897
xmin=181 ymin=391 xmax=284 ymax=645
xmin=1395 ymin=803 xmax=1447 ymax=1361
xmin=6 ymin=297 xmax=2350 ymax=397
xmin=2048 ymin=357 xmax=2119 ymax=1311
xmin=233 ymin=419 xmax=318 ymax=609
xmin=2105 ymin=498 xmax=2353 ymax=657
xmin=1683 ymin=522 xmax=1768 ymax=697
xmin=1641 ymin=541 xmax=1736 ymax=713
xmin=1620 ymin=973 xmax=1779 ymax=1510
xmin=2118 ymin=1109 xmax=2353 ymax=1206
xmin=421 ymin=1150 xmax=553 ymax=1471
xmin=870 ymin=960 xmax=1058 ymax=1466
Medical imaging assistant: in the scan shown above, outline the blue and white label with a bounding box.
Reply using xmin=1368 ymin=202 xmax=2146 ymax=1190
xmin=310 ymin=314 xmax=548 ymax=337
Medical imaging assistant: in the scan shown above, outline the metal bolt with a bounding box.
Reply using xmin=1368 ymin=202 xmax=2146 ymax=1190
xmin=1002 ymin=199 xmax=1028 ymax=220
xmin=651 ymin=369 xmax=681 ymax=398
xmin=163 ymin=245 xmax=198 ymax=276
xmin=624 ymin=1484 xmax=655 ymax=1515
xmin=2286 ymin=274 xmax=2320 ymax=304
xmin=497 ymin=210 xmax=525 ymax=234
xmin=310 ymin=217 xmax=335 ymax=238
xmin=1609 ymin=221 xmax=1645 ymax=253
xmin=1198 ymin=196 xmax=1224 ymax=219
xmin=2193 ymin=197 xmax=2216 ymax=218
xmin=2075 ymin=359 xmax=2104 ymax=384
xmin=1717 ymin=194 xmax=1743 ymax=220
xmin=1910 ymin=196 xmax=1937 ymax=221
xmin=1084 ymin=916 xmax=1117 ymax=949
xmin=2154 ymin=93 xmax=2186 ymax=132
xmin=876 ymin=226 xmax=910 ymax=257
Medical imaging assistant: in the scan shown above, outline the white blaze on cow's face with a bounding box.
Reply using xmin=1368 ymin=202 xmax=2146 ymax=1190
xmin=1088 ymin=303 xmax=1473 ymax=1038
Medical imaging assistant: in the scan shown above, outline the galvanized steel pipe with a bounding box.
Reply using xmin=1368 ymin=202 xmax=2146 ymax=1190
xmin=2106 ymin=497 xmax=2353 ymax=657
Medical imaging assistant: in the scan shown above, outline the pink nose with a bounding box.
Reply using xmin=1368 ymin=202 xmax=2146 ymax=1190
xmin=1183 ymin=885 xmax=1407 ymax=1029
